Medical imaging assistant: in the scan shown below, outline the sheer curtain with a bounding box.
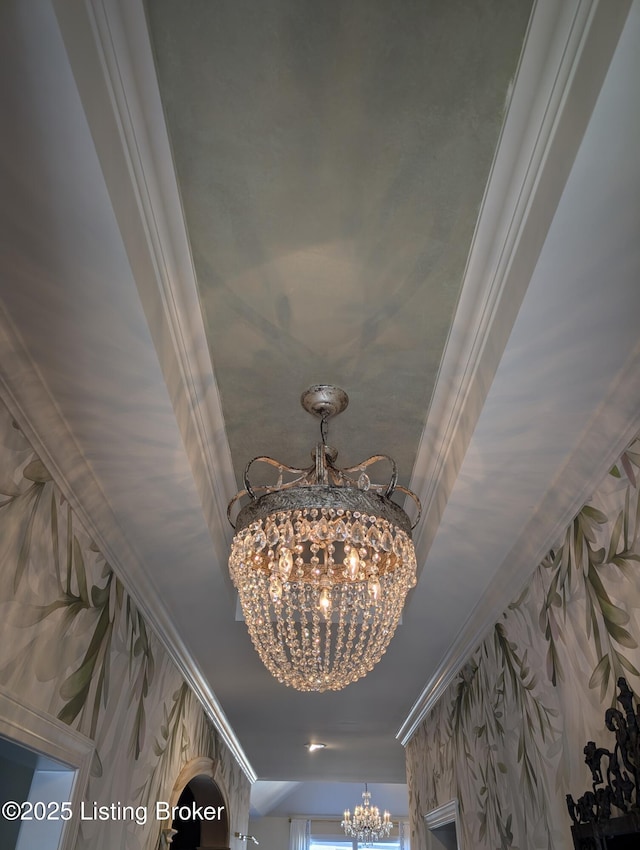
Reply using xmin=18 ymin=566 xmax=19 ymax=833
xmin=289 ymin=818 xmax=310 ymax=850
xmin=399 ymin=819 xmax=410 ymax=850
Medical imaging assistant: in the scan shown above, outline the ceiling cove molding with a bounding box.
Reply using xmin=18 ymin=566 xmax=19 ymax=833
xmin=51 ymin=0 xmax=236 ymax=574
xmin=399 ymin=342 xmax=640 ymax=746
xmin=249 ymin=781 xmax=300 ymax=818
xmin=409 ymin=0 xmax=633 ymax=572
xmin=0 ymin=311 xmax=257 ymax=784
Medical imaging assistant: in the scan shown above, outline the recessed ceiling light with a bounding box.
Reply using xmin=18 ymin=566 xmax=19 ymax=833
xmin=306 ymin=743 xmax=326 ymax=752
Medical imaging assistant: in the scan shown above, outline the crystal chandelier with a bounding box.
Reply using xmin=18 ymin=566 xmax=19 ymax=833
xmin=342 ymin=784 xmax=393 ymax=845
xmin=227 ymin=385 xmax=420 ymax=692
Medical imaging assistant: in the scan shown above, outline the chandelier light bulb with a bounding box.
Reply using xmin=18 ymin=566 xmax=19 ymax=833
xmin=278 ymin=549 xmax=293 ymax=578
xmin=269 ymin=575 xmax=283 ymax=603
xmin=319 ymin=583 xmax=332 ymax=614
xmin=345 ymin=547 xmax=360 ymax=578
xmin=367 ymin=575 xmax=381 ymax=603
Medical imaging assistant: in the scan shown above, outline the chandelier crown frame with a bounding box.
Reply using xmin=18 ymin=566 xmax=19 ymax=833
xmin=228 ymin=385 xmax=420 ymax=531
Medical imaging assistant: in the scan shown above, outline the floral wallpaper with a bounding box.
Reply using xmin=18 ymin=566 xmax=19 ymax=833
xmin=0 ymin=400 xmax=250 ymax=849
xmin=406 ymin=435 xmax=640 ymax=850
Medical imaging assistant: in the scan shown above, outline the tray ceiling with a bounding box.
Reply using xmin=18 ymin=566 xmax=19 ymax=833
xmin=1 ymin=0 xmax=639 ymax=795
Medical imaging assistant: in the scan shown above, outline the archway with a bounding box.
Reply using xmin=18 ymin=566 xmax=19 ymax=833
xmin=161 ymin=757 xmax=230 ymax=850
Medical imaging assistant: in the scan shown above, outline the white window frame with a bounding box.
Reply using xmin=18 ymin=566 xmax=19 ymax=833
xmin=310 ymin=830 xmax=404 ymax=850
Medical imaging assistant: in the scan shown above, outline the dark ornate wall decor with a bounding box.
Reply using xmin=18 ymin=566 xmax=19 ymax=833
xmin=567 ymin=677 xmax=640 ymax=849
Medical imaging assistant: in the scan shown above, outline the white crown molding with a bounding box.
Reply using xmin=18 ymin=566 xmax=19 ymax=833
xmin=398 ymin=341 xmax=640 ymax=745
xmin=400 ymin=0 xmax=635 ymax=745
xmin=51 ymin=0 xmax=236 ymax=571
xmin=48 ymin=0 xmax=256 ymax=778
xmin=0 ymin=310 xmax=256 ymax=783
xmin=409 ymin=0 xmax=633 ymax=570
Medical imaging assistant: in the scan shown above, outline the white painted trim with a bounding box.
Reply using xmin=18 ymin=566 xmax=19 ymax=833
xmin=409 ymin=0 xmax=633 ymax=570
xmin=0 ymin=311 xmax=256 ymax=783
xmin=424 ymin=800 xmax=461 ymax=850
xmin=424 ymin=800 xmax=459 ymax=832
xmin=398 ymin=0 xmax=633 ymax=746
xmin=41 ymin=0 xmax=256 ymax=781
xmin=0 ymin=685 xmax=94 ymax=850
xmin=51 ymin=0 xmax=236 ymax=571
xmin=399 ymin=340 xmax=640 ymax=745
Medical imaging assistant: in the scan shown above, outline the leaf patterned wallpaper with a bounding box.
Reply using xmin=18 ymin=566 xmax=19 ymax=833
xmin=0 ymin=400 xmax=250 ymax=849
xmin=406 ymin=435 xmax=640 ymax=850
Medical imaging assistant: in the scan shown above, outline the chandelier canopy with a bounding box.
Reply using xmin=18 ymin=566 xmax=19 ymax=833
xmin=342 ymin=784 xmax=392 ymax=845
xmin=227 ymin=385 xmax=420 ymax=692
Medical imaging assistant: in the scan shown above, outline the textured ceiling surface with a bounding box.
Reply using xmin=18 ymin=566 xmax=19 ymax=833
xmin=147 ymin=0 xmax=533 ymax=482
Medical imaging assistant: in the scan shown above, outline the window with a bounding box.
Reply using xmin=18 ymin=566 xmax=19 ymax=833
xmin=311 ymin=833 xmax=403 ymax=850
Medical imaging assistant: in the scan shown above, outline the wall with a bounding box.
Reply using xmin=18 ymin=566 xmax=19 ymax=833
xmin=248 ymin=816 xmax=291 ymax=850
xmin=0 ymin=399 xmax=250 ymax=849
xmin=246 ymin=816 xmax=345 ymax=850
xmin=406 ymin=434 xmax=640 ymax=850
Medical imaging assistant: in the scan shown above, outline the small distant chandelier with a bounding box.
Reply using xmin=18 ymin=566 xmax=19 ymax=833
xmin=342 ymin=784 xmax=393 ymax=845
xmin=227 ymin=385 xmax=420 ymax=692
